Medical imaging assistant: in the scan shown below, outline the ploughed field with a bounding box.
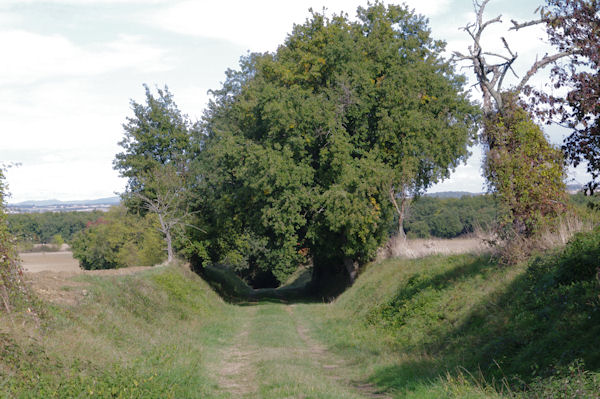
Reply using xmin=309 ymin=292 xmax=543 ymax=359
xmin=19 ymin=251 xmax=80 ymax=273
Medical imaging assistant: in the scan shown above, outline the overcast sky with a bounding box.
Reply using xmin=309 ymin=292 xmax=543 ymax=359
xmin=0 ymin=0 xmax=591 ymax=203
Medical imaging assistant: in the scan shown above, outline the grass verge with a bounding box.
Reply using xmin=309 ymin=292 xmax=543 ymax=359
xmin=0 ymin=263 xmax=233 ymax=398
xmin=300 ymin=226 xmax=600 ymax=397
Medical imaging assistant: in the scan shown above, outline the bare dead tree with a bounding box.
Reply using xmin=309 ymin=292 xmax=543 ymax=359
xmin=452 ymin=0 xmax=575 ymax=115
xmin=452 ymin=1 xmax=573 ymax=250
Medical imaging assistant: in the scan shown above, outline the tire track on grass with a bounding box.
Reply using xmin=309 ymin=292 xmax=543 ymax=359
xmin=218 ymin=306 xmax=259 ymax=398
xmin=286 ymin=305 xmax=390 ymax=399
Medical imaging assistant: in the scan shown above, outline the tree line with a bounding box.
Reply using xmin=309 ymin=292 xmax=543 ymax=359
xmin=7 ymin=211 xmax=104 ymax=247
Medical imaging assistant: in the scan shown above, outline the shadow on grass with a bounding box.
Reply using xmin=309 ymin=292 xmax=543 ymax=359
xmin=364 ymin=246 xmax=600 ymax=394
xmin=197 ymin=264 xmax=321 ymax=304
xmin=377 ymin=255 xmax=496 ymax=314
xmin=436 ymin=261 xmax=600 ymax=384
xmin=367 ymin=359 xmax=445 ymax=394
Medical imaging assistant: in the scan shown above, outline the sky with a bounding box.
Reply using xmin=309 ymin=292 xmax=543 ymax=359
xmin=0 ymin=0 xmax=591 ymax=203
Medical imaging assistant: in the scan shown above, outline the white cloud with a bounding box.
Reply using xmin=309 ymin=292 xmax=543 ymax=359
xmin=4 ymin=157 xmax=125 ymax=203
xmin=0 ymin=31 xmax=170 ymax=86
xmin=0 ymin=79 xmax=125 ymax=151
xmin=429 ymin=146 xmax=486 ymax=193
xmin=403 ymin=0 xmax=452 ymax=16
xmin=148 ymin=0 xmax=453 ymax=52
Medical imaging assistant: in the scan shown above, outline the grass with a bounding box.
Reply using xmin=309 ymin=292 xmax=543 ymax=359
xmin=299 ymin=227 xmax=600 ymax=397
xmin=0 ymin=263 xmax=234 ymax=398
xmin=2 ymin=227 xmax=599 ymax=398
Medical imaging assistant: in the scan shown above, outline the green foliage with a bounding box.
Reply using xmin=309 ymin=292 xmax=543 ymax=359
xmin=405 ymin=195 xmax=497 ymax=238
xmin=483 ymin=93 xmax=567 ymax=239
xmin=71 ymin=206 xmax=166 ymax=270
xmin=7 ymin=210 xmax=104 ymax=245
xmin=321 ymin=226 xmax=600 ymax=396
xmin=0 ymin=169 xmax=26 ymax=312
xmin=51 ymin=233 xmax=64 ymax=248
xmin=114 ymin=84 xmax=195 ymax=199
xmin=193 ymin=3 xmax=478 ymax=287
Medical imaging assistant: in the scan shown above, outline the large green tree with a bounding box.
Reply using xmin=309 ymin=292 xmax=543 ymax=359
xmin=191 ymin=3 xmax=478 ymax=291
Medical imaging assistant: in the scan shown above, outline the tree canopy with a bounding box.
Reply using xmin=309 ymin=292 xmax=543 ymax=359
xmin=114 ymin=84 xmax=197 ymax=199
xmin=190 ymin=3 xmax=479 ymax=290
xmin=543 ymin=0 xmax=600 ymax=193
xmin=114 ymin=85 xmax=199 ymax=263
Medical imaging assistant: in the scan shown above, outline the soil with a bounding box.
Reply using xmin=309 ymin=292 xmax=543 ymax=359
xmin=20 ymin=251 xmax=80 ymax=273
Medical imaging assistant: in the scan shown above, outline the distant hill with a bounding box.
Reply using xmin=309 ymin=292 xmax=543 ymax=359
xmin=7 ymin=196 xmax=120 ymax=213
xmin=425 ymin=191 xmax=481 ymax=198
xmin=10 ymin=196 xmax=120 ymax=207
xmin=566 ymin=183 xmax=583 ymax=194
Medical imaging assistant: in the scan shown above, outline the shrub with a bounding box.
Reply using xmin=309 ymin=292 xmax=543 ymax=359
xmin=0 ymin=170 xmax=26 ymax=312
xmin=71 ymin=206 xmax=166 ymax=270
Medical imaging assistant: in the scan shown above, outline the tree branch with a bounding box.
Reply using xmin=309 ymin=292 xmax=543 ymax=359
xmin=509 ymin=18 xmax=544 ymax=31
xmin=516 ymin=51 xmax=574 ymax=91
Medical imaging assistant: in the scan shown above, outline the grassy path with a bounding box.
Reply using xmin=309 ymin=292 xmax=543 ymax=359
xmin=212 ymin=301 xmax=388 ymax=399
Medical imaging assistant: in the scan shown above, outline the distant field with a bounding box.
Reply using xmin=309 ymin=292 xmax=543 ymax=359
xmin=19 ymin=251 xmax=80 ymax=273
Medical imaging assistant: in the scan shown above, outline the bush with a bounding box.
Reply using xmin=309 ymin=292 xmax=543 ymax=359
xmin=544 ymin=225 xmax=600 ymax=285
xmin=71 ymin=206 xmax=166 ymax=270
xmin=0 ymin=171 xmax=26 ymax=312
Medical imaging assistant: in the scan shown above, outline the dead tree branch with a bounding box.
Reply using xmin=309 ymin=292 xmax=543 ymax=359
xmin=510 ymin=18 xmax=544 ymax=30
xmin=454 ymin=0 xmax=575 ymax=114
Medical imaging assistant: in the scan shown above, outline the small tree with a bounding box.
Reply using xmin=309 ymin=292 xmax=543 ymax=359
xmin=114 ymin=85 xmax=200 ymax=263
xmin=129 ymin=165 xmax=200 ymax=263
xmin=484 ymin=93 xmax=567 ymax=238
xmin=52 ymin=234 xmax=64 ymax=249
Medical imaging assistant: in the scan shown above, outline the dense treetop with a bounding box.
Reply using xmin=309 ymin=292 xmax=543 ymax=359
xmin=190 ymin=3 xmax=479 ymax=288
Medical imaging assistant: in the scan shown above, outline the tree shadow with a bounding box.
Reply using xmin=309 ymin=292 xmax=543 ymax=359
xmin=434 ymin=264 xmax=600 ymax=383
xmin=195 ymin=263 xmax=322 ymax=304
xmin=365 ymin=251 xmax=600 ymax=394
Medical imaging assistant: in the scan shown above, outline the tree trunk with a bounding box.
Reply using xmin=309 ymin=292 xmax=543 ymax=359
xmin=157 ymin=213 xmax=174 ymax=263
xmin=165 ymin=229 xmax=174 ymax=263
xmin=389 ymin=187 xmax=407 ymax=239
xmin=343 ymin=257 xmax=359 ymax=284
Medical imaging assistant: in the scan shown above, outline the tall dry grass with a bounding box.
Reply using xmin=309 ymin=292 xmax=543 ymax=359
xmin=377 ymin=234 xmax=490 ymax=261
xmin=491 ymin=212 xmax=599 ymax=264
